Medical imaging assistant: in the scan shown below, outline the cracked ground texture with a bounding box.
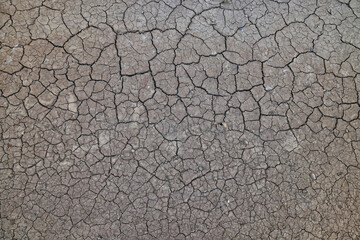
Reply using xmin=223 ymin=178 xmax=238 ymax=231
xmin=0 ymin=0 xmax=360 ymax=239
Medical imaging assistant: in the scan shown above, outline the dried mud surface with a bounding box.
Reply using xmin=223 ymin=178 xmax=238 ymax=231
xmin=1 ymin=0 xmax=360 ymax=239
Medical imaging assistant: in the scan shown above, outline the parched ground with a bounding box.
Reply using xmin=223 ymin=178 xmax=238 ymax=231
xmin=0 ymin=0 xmax=360 ymax=239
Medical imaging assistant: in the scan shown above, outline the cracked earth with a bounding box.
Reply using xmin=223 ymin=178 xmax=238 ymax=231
xmin=1 ymin=0 xmax=360 ymax=239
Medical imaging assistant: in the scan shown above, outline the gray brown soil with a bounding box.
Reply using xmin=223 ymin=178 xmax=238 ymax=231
xmin=1 ymin=0 xmax=360 ymax=239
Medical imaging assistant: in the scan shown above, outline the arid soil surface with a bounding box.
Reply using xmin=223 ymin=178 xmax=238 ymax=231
xmin=1 ymin=0 xmax=360 ymax=239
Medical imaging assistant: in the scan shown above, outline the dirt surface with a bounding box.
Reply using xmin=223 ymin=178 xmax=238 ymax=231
xmin=1 ymin=0 xmax=360 ymax=239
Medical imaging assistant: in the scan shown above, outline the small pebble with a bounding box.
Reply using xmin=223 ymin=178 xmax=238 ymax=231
xmin=265 ymin=86 xmax=273 ymax=91
xmin=265 ymin=48 xmax=269 ymax=56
